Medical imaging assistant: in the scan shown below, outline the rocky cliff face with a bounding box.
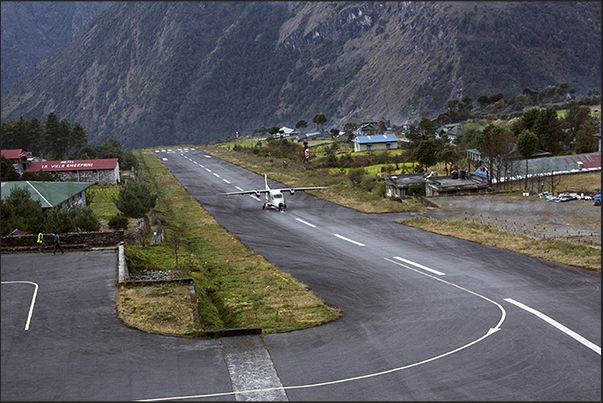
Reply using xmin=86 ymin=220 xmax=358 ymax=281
xmin=274 ymin=2 xmax=463 ymax=123
xmin=1 ymin=1 xmax=600 ymax=149
xmin=0 ymin=1 xmax=112 ymax=94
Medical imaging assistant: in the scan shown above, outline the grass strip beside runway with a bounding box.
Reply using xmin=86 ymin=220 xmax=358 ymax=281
xmin=116 ymin=149 xmax=341 ymax=337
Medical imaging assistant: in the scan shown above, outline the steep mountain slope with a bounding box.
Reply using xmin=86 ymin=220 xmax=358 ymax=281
xmin=0 ymin=1 xmax=112 ymax=95
xmin=1 ymin=1 xmax=600 ymax=149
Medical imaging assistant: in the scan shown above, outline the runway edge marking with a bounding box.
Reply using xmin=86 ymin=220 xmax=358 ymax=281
xmin=505 ymin=298 xmax=601 ymax=355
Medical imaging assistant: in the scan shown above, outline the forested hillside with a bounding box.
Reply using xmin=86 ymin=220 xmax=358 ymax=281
xmin=1 ymin=1 xmax=600 ymax=150
xmin=0 ymin=1 xmax=112 ymax=95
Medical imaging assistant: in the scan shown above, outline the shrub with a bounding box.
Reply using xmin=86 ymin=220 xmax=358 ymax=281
xmin=348 ymin=167 xmax=366 ymax=185
xmin=43 ymin=207 xmax=75 ymax=234
xmin=361 ymin=176 xmax=376 ymax=191
xmin=374 ymin=181 xmax=386 ymax=197
xmin=108 ymin=213 xmax=129 ymax=231
xmin=73 ymin=206 xmax=101 ymax=231
xmin=114 ymin=181 xmax=158 ymax=218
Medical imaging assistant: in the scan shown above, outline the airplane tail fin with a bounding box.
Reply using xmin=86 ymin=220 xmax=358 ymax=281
xmin=264 ymin=174 xmax=269 ymax=190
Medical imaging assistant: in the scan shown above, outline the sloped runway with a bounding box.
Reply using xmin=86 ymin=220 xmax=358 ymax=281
xmin=1 ymin=147 xmax=600 ymax=401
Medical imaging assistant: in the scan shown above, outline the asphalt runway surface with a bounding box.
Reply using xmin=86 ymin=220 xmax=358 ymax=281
xmin=1 ymin=146 xmax=600 ymax=401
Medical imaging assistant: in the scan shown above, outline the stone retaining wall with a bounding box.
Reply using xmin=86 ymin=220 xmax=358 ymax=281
xmin=1 ymin=230 xmax=125 ymax=253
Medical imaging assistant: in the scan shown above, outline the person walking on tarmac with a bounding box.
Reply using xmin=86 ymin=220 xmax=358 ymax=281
xmin=37 ymin=231 xmax=45 ymax=253
xmin=52 ymin=232 xmax=64 ymax=255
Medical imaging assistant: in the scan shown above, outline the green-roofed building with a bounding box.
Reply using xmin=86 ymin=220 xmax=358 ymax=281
xmin=1 ymin=181 xmax=95 ymax=209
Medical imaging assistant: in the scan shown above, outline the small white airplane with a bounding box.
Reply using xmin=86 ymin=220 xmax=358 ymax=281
xmin=223 ymin=174 xmax=327 ymax=211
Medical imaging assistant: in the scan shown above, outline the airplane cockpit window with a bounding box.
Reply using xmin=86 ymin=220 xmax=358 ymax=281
xmin=274 ymin=194 xmax=283 ymax=199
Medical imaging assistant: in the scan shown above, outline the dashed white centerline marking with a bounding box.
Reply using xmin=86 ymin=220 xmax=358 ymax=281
xmin=295 ymin=218 xmax=316 ymax=228
xmin=204 ymin=155 xmax=211 ymax=158
xmin=162 ymin=158 xmax=168 ymax=161
xmin=334 ymin=234 xmax=364 ymax=246
xmin=235 ymin=186 xmax=244 ymax=191
xmin=213 ymin=173 xmax=220 ymax=178
xmin=223 ymin=179 xmax=231 ymax=184
xmin=205 ymin=168 xmax=211 ymax=172
xmin=393 ymin=257 xmax=445 ymax=276
xmin=504 ymin=298 xmax=601 ymax=355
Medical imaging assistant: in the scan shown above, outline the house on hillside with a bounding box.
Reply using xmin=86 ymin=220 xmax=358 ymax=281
xmin=26 ymin=158 xmax=120 ymax=185
xmin=1 ymin=181 xmax=95 ymax=210
xmin=468 ymin=149 xmax=601 ymax=183
xmin=1 ymin=149 xmax=28 ymax=163
xmin=1 ymin=149 xmax=36 ymax=172
xmin=467 ymin=146 xmax=550 ymax=182
xmin=384 ymin=174 xmax=426 ymax=198
xmin=352 ymin=134 xmax=400 ymax=152
xmin=280 ymin=127 xmax=294 ymax=136
xmin=424 ymin=173 xmax=490 ymax=197
xmin=345 ymin=119 xmax=381 ymax=136
xmin=303 ymin=131 xmax=321 ymax=140
xmin=436 ymin=123 xmax=465 ymax=142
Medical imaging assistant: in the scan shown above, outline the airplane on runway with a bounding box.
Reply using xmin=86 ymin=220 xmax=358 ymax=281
xmin=223 ymin=174 xmax=327 ymax=211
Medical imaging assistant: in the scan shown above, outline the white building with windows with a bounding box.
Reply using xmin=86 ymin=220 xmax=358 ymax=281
xmin=352 ymin=134 xmax=400 ymax=152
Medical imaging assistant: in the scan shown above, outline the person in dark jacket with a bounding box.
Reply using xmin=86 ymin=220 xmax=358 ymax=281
xmin=52 ymin=232 xmax=64 ymax=255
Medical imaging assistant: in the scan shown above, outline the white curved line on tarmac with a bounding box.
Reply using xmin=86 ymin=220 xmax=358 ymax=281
xmin=137 ymin=257 xmax=507 ymax=402
xmin=1 ymin=281 xmax=39 ymax=331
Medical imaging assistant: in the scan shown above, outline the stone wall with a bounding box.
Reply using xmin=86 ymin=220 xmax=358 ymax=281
xmin=56 ymin=169 xmax=119 ymax=185
xmin=1 ymin=230 xmax=124 ymax=253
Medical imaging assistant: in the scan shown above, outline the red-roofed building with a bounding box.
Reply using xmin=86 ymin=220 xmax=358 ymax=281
xmin=1 ymin=149 xmax=36 ymax=172
xmin=26 ymin=158 xmax=120 ymax=185
xmin=1 ymin=149 xmax=27 ymax=160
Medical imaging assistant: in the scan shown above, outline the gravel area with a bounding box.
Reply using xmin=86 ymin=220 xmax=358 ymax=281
xmin=128 ymin=269 xmax=178 ymax=281
xmin=424 ymin=193 xmax=601 ymax=241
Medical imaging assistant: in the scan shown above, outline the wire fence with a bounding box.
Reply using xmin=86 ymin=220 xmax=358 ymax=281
xmin=463 ymin=211 xmax=601 ymax=248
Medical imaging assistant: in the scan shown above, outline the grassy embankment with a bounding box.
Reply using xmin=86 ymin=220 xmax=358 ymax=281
xmin=396 ymin=216 xmax=600 ymax=271
xmin=113 ymin=148 xmax=341 ymax=338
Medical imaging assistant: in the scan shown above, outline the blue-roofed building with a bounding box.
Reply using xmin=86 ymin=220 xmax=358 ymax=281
xmin=352 ymin=134 xmax=400 ymax=152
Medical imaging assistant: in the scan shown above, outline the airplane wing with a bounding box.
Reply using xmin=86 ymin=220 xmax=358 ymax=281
xmin=275 ymin=186 xmax=328 ymax=194
xmin=223 ymin=189 xmax=270 ymax=196
xmin=222 ymin=174 xmax=327 ymax=196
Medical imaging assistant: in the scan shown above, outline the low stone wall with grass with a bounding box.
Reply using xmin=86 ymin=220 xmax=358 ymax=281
xmin=1 ymin=230 xmax=125 ymax=253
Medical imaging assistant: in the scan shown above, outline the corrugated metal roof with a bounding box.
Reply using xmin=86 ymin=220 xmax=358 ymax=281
xmin=26 ymin=158 xmax=119 ymax=172
xmin=1 ymin=181 xmax=95 ymax=208
xmin=353 ymin=134 xmax=399 ymax=144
